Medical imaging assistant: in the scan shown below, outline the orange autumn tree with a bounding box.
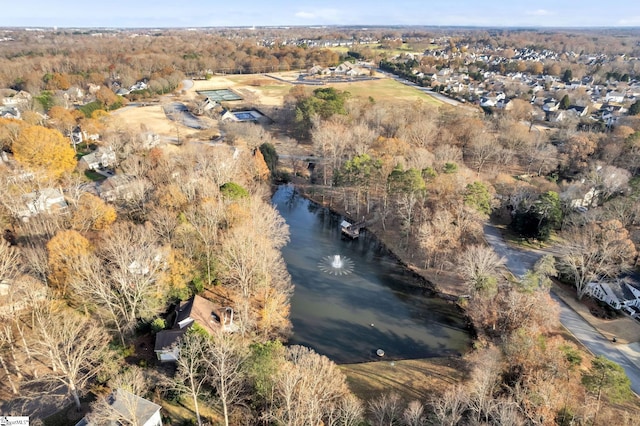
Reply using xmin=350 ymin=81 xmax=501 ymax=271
xmin=13 ymin=125 xmax=76 ymax=180
xmin=71 ymin=193 xmax=117 ymax=232
xmin=47 ymin=230 xmax=92 ymax=297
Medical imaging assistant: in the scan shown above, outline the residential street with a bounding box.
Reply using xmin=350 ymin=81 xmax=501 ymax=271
xmin=483 ymin=223 xmax=640 ymax=394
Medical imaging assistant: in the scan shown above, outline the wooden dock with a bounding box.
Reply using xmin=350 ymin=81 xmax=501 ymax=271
xmin=341 ymin=219 xmax=366 ymax=239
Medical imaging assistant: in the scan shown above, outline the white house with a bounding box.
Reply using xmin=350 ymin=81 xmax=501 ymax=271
xmin=567 ymin=105 xmax=589 ymax=117
xmin=130 ymin=81 xmax=148 ymax=91
xmin=605 ymin=91 xmax=625 ymax=104
xmin=78 ymin=146 xmax=117 ymax=171
xmin=19 ymin=188 xmax=67 ymax=219
xmin=140 ymin=132 xmax=161 ymax=149
xmin=586 ymin=280 xmax=640 ymax=312
xmin=1 ymin=90 xmax=32 ymax=108
xmin=0 ymin=276 xmax=47 ymax=317
xmin=0 ymin=106 xmax=20 ymax=120
xmin=71 ymin=126 xmax=100 ymax=146
xmin=76 ymin=388 xmax=163 ymax=426
xmin=479 ymin=97 xmax=497 ymax=107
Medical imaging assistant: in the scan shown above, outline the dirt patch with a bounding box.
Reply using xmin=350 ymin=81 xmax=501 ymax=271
xmin=341 ymin=356 xmax=468 ymax=402
xmin=112 ymin=104 xmax=202 ymax=138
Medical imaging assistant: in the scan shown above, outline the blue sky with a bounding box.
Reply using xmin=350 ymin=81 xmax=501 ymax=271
xmin=3 ymin=0 xmax=640 ymax=28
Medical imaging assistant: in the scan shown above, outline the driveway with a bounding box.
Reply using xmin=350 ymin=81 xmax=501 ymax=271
xmin=483 ymin=223 xmax=640 ymax=394
xmin=483 ymin=223 xmax=547 ymax=277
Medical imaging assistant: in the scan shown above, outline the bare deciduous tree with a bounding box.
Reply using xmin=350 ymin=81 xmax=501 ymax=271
xmin=185 ymin=199 xmax=224 ymax=286
xmin=557 ymin=220 xmax=636 ymax=299
xmin=402 ymin=400 xmax=426 ymax=426
xmin=432 ymin=385 xmax=467 ymax=426
xmin=174 ymin=331 xmax=212 ymax=426
xmin=459 ymin=245 xmax=505 ymax=295
xmin=70 ymin=221 xmax=167 ymax=343
xmin=0 ymin=239 xmax=19 ymax=285
xmin=31 ymin=306 xmax=111 ymax=411
xmin=206 ymin=328 xmax=247 ymax=426
xmin=326 ymin=394 xmax=364 ymax=426
xmin=270 ymin=345 xmax=349 ymax=426
xmin=368 ymin=392 xmax=403 ymax=426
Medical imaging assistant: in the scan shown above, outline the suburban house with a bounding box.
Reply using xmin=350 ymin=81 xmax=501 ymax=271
xmin=0 ymin=275 xmax=47 ymax=317
xmin=154 ymin=295 xmax=237 ymax=362
xmin=604 ymin=91 xmax=625 ymax=104
xmin=567 ymin=104 xmax=589 ymax=117
xmin=542 ymin=99 xmax=559 ymax=112
xmin=71 ymin=126 xmax=100 ymax=146
xmin=76 ymin=388 xmax=163 ymax=426
xmin=18 ymin=188 xmax=67 ymax=219
xmin=140 ymin=132 xmax=161 ymax=149
xmin=561 ymin=183 xmax=600 ymax=210
xmin=78 ymin=146 xmax=117 ymax=171
xmin=0 ymin=106 xmax=20 ymax=120
xmin=585 ymin=280 xmax=640 ymax=315
xmin=98 ymin=174 xmax=142 ymax=202
xmin=1 ymin=90 xmax=32 ymax=108
xmin=308 ymin=64 xmax=329 ymax=75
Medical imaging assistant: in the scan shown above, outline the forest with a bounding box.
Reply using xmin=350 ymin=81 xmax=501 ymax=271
xmin=0 ymin=26 xmax=640 ymax=425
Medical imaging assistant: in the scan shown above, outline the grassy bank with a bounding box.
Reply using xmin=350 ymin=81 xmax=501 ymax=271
xmin=340 ymin=357 xmax=468 ymax=402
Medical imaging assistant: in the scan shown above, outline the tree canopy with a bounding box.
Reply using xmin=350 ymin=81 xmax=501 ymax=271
xmin=13 ymin=125 xmax=76 ymax=180
xmin=294 ymin=87 xmax=350 ymax=139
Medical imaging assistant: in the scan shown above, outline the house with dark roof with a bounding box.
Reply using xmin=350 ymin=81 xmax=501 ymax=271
xmin=154 ymin=295 xmax=236 ymax=362
xmin=98 ymin=174 xmax=141 ymax=202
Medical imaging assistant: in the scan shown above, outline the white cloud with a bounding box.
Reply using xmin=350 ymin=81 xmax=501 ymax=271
xmin=527 ymin=9 xmax=553 ymax=16
xmin=618 ymin=16 xmax=640 ymax=25
xmin=294 ymin=9 xmax=341 ymax=21
xmin=295 ymin=11 xmax=316 ymax=19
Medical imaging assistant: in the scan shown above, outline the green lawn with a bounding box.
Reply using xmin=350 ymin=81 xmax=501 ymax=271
xmin=326 ymin=78 xmax=442 ymax=106
xmin=84 ymin=170 xmax=107 ymax=182
xmin=257 ymin=84 xmax=293 ymax=98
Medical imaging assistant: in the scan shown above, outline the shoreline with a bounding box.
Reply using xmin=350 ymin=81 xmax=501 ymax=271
xmin=282 ymin=181 xmax=477 ymax=336
xmin=292 ymin=182 xmax=458 ymax=298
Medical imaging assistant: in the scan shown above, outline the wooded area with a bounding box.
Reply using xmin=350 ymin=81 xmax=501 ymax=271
xmin=1 ymin=26 xmax=640 ymax=425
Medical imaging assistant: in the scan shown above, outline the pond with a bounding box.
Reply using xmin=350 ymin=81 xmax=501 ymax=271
xmin=272 ymin=185 xmax=471 ymax=364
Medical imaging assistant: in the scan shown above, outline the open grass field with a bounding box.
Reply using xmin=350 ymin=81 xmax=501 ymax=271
xmin=193 ymin=73 xmax=443 ymax=107
xmin=340 ymin=356 xmax=468 ymax=402
xmin=326 ymin=77 xmax=443 ymax=105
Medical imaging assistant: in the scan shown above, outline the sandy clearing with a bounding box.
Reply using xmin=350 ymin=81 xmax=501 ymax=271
xmin=111 ymin=102 xmax=220 ymax=139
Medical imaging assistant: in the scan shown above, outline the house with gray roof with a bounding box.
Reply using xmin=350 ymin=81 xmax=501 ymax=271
xmin=76 ymin=388 xmax=162 ymax=426
xmin=78 ymin=146 xmax=117 ymax=171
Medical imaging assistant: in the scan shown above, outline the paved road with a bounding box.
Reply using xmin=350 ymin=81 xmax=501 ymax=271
xmin=552 ymin=293 xmax=640 ymax=394
xmin=483 ymin=223 xmax=640 ymax=394
xmin=483 ymin=223 xmax=546 ymax=277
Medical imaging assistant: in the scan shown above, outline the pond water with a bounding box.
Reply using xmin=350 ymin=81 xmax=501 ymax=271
xmin=272 ymin=185 xmax=471 ymax=364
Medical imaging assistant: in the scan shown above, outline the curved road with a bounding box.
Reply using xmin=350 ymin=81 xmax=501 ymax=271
xmin=181 ymin=79 xmax=194 ymax=91
xmin=483 ymin=223 xmax=640 ymax=394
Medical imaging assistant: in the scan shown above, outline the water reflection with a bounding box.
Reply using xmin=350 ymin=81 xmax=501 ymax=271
xmin=273 ymin=185 xmax=470 ymax=364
